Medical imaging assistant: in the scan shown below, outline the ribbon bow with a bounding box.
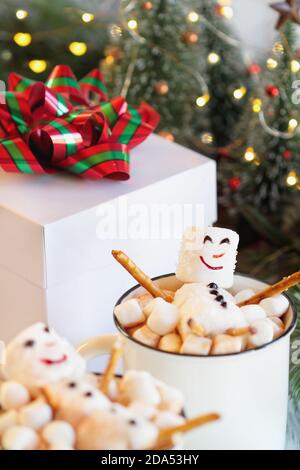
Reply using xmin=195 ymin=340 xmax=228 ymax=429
xmin=0 ymin=65 xmax=159 ymax=180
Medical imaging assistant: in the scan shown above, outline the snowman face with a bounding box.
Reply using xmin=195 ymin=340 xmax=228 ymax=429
xmin=176 ymin=226 xmax=239 ymax=288
xmin=3 ymin=323 xmax=85 ymax=389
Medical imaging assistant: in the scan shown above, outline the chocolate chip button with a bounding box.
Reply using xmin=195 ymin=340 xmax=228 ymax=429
xmin=216 ymin=295 xmax=224 ymax=302
xmin=209 ymin=289 xmax=218 ymax=296
xmin=221 ymin=301 xmax=227 ymax=308
xmin=128 ymin=419 xmax=137 ymax=426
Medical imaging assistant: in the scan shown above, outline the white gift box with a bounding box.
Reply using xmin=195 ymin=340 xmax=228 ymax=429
xmin=0 ymin=135 xmax=217 ymax=345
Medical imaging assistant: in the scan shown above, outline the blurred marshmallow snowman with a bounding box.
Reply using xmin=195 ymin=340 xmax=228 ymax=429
xmin=2 ymin=323 xmax=85 ymax=391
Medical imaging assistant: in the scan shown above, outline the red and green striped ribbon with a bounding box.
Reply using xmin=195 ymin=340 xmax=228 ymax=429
xmin=0 ymin=66 xmax=159 ymax=180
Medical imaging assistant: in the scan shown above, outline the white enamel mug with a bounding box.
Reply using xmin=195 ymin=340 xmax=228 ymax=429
xmin=78 ymin=274 xmax=297 ymax=450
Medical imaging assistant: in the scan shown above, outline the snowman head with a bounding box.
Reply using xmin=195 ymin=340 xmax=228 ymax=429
xmin=176 ymin=226 xmax=239 ymax=288
xmin=3 ymin=323 xmax=85 ymax=389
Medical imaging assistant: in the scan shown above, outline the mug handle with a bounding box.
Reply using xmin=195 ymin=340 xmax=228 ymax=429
xmin=77 ymin=334 xmax=118 ymax=361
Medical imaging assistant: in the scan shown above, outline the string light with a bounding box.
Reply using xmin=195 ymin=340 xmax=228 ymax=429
xmin=291 ymin=60 xmax=300 ymax=73
xmin=201 ymin=132 xmax=214 ymax=144
xmin=68 ymin=42 xmax=87 ymax=56
xmin=219 ymin=6 xmax=233 ymax=18
xmin=28 ymin=60 xmax=47 ymax=73
xmin=233 ymin=86 xmax=246 ymax=100
xmin=81 ymin=12 xmax=94 ymax=23
xmin=272 ymin=42 xmax=284 ymax=54
xmin=16 ymin=9 xmax=28 ymax=20
xmin=286 ymin=171 xmax=298 ymax=186
xmin=13 ymin=32 xmax=32 ymax=47
xmin=187 ymin=11 xmax=199 ymax=23
xmin=244 ymin=146 xmax=256 ymax=162
xmin=266 ymin=58 xmax=278 ymax=70
xmin=196 ymin=94 xmax=210 ymax=107
xmin=127 ymin=19 xmax=138 ymax=30
xmin=105 ymin=55 xmax=115 ymax=65
xmin=208 ymin=52 xmax=220 ymax=64
xmin=110 ymin=24 xmax=122 ymax=37
xmin=288 ymin=118 xmax=298 ymax=132
xmin=252 ymin=98 xmax=262 ymax=113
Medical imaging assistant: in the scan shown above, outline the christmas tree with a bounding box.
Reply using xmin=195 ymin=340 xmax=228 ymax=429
xmin=192 ymin=0 xmax=252 ymax=150
xmin=221 ymin=22 xmax=300 ymax=219
xmin=0 ymin=0 xmax=116 ymax=81
xmin=105 ymin=0 xmax=249 ymax=147
xmin=105 ymin=0 xmax=207 ymax=145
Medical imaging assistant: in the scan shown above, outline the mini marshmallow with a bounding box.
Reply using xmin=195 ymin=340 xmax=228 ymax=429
xmin=19 ymin=399 xmax=52 ymax=430
xmin=269 ymin=317 xmax=284 ymax=339
xmin=0 ymin=381 xmax=30 ymax=410
xmin=155 ymin=379 xmax=184 ymax=414
xmin=0 ymin=410 xmax=18 ymax=435
xmin=240 ymin=304 xmax=266 ymax=324
xmin=259 ymin=295 xmax=289 ymax=318
xmin=234 ymin=289 xmax=255 ymax=304
xmin=180 ymin=334 xmax=212 ymax=356
xmin=154 ymin=411 xmax=185 ymax=429
xmin=248 ymin=319 xmax=274 ymax=348
xmin=49 ymin=443 xmax=74 ymax=450
xmin=129 ymin=402 xmax=156 ymax=420
xmin=42 ymin=420 xmax=75 ymax=447
xmin=119 ymin=371 xmax=161 ymax=407
xmin=158 ymin=333 xmax=182 ymax=353
xmin=137 ymin=293 xmax=154 ymax=312
xmin=114 ymin=299 xmax=145 ymax=328
xmin=146 ymin=298 xmax=179 ymax=336
xmin=211 ymin=334 xmax=243 ymax=355
xmin=2 ymin=425 xmax=38 ymax=450
xmin=176 ymin=226 xmax=239 ymax=288
xmin=132 ymin=325 xmax=160 ymax=348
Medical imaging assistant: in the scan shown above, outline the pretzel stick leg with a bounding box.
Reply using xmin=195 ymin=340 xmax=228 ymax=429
xmin=100 ymin=341 xmax=123 ymax=395
xmin=112 ymin=250 xmax=173 ymax=302
xmin=187 ymin=318 xmax=206 ymax=337
xmin=158 ymin=413 xmax=220 ymax=441
xmin=237 ymin=270 xmax=300 ymax=307
xmin=226 ymin=327 xmax=251 ymax=337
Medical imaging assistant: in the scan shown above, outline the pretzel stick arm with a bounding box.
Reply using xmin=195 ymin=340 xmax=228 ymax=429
xmin=112 ymin=250 xmax=173 ymax=302
xmin=237 ymin=270 xmax=300 ymax=307
xmin=158 ymin=413 xmax=220 ymax=441
xmin=100 ymin=341 xmax=123 ymax=395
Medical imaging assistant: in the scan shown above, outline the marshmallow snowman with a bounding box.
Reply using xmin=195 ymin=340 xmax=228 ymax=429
xmin=3 ymin=323 xmax=85 ymax=390
xmin=177 ymin=226 xmax=239 ymax=288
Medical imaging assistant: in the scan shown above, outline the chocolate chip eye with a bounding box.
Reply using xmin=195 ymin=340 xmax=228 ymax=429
xmin=84 ymin=391 xmax=93 ymax=397
xmin=44 ymin=326 xmax=50 ymax=333
xmin=204 ymin=235 xmax=213 ymax=243
xmin=68 ymin=382 xmax=77 ymax=388
xmin=128 ymin=419 xmax=137 ymax=426
xmin=207 ymin=283 xmax=218 ymax=289
xmin=220 ymin=238 xmax=230 ymax=244
xmin=216 ymin=295 xmax=224 ymax=302
xmin=24 ymin=340 xmax=35 ymax=348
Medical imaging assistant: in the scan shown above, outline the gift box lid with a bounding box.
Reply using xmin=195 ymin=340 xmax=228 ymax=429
xmin=0 ymin=134 xmax=217 ymax=288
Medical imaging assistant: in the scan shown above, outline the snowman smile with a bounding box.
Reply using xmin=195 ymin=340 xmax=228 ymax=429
xmin=199 ymin=256 xmax=224 ymax=270
xmin=40 ymin=354 xmax=68 ymax=366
